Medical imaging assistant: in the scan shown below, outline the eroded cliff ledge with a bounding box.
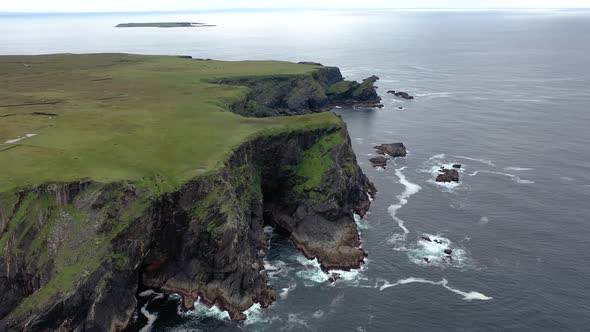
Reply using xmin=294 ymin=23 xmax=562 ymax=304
xmin=0 ymin=54 xmax=377 ymax=331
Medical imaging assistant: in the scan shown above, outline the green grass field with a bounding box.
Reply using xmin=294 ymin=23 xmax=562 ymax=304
xmin=0 ymin=54 xmax=340 ymax=193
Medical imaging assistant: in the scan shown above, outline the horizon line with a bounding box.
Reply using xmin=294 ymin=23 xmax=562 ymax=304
xmin=1 ymin=7 xmax=589 ymax=15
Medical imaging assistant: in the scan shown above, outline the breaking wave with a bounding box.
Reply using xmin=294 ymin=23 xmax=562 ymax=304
xmin=405 ymin=233 xmax=472 ymax=269
xmin=182 ymin=296 xmax=230 ymax=321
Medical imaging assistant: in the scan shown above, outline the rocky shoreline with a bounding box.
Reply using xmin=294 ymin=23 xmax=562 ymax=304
xmin=225 ymin=66 xmax=382 ymax=117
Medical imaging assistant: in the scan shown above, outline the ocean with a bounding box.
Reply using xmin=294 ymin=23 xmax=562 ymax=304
xmin=2 ymin=9 xmax=589 ymax=331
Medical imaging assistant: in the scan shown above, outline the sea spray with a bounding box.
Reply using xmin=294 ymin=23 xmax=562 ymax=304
xmin=406 ymin=233 xmax=472 ymax=269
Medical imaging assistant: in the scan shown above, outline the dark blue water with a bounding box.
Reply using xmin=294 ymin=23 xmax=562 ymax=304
xmin=2 ymin=9 xmax=589 ymax=331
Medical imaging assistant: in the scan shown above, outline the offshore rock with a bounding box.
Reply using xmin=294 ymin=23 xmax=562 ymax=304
xmin=374 ymin=143 xmax=407 ymax=158
xmin=436 ymin=168 xmax=460 ymax=182
xmin=369 ymin=156 xmax=389 ymax=168
xmin=387 ymin=90 xmax=414 ymax=100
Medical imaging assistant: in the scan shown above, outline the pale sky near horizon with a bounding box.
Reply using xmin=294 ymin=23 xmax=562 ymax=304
xmin=1 ymin=0 xmax=589 ymax=13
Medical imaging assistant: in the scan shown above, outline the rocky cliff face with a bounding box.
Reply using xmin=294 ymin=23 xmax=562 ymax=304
xmin=0 ymin=66 xmax=377 ymax=331
xmin=0 ymin=124 xmax=375 ymax=330
xmin=226 ymin=67 xmax=382 ymax=117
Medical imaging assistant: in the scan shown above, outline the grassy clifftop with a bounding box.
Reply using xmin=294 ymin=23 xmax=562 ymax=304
xmin=0 ymin=54 xmax=341 ymax=193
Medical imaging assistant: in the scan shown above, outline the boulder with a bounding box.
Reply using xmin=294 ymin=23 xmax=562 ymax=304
xmin=374 ymin=143 xmax=407 ymax=158
xmin=369 ymin=156 xmax=389 ymax=168
xmin=452 ymin=164 xmax=462 ymax=169
xmin=436 ymin=168 xmax=460 ymax=183
xmin=444 ymin=249 xmax=453 ymax=255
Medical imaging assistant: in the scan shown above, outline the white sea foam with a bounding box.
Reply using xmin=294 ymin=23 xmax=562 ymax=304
xmin=294 ymin=254 xmax=367 ymax=286
xmin=329 ymin=266 xmax=368 ymax=286
xmin=378 ymin=277 xmax=492 ymax=301
xmin=504 ymin=167 xmax=533 ymax=171
xmin=441 ymin=280 xmax=493 ymax=301
xmin=295 ymin=256 xmax=329 ymax=285
xmin=138 ymin=289 xmax=165 ymax=300
xmin=478 ymin=216 xmax=490 ymax=225
xmin=286 ymin=313 xmax=311 ymax=330
xmin=279 ymin=284 xmax=296 ymax=300
xmin=264 ymin=259 xmax=290 ymax=279
xmin=139 ymin=302 xmax=158 ymax=332
xmin=242 ymin=303 xmax=281 ymax=326
xmin=429 ymin=153 xmax=446 ymax=160
xmin=263 ymin=225 xmax=275 ymax=236
xmin=406 ymin=234 xmax=470 ymax=269
xmin=468 ymin=170 xmax=534 ymax=184
xmin=4 ymin=133 xmax=36 ymax=144
xmin=387 ymin=167 xmax=422 ymax=241
xmin=184 ymin=298 xmax=231 ymax=321
xmin=453 ymin=155 xmax=496 ymax=167
xmin=414 ymin=92 xmax=452 ymax=99
xmin=312 ymin=310 xmax=325 ymax=319
xmin=354 ymin=213 xmax=370 ymax=230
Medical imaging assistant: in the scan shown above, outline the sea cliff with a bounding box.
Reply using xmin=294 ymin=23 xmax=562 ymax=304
xmin=0 ymin=54 xmax=377 ymax=331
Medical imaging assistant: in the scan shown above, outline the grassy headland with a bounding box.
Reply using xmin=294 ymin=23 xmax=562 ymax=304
xmin=0 ymin=54 xmax=340 ymax=193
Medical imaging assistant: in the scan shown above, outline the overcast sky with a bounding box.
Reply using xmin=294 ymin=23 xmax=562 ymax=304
xmin=2 ymin=0 xmax=589 ymax=13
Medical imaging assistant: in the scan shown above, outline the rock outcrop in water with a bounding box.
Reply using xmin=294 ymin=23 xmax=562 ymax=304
xmin=369 ymin=156 xmax=389 ymax=168
xmin=436 ymin=168 xmax=460 ymax=182
xmin=0 ymin=64 xmax=376 ymax=329
xmin=226 ymin=67 xmax=382 ymax=117
xmin=374 ymin=143 xmax=407 ymax=158
xmin=387 ymin=90 xmax=414 ymax=100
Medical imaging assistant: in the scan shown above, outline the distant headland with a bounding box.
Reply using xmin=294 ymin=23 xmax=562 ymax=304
xmin=115 ymin=22 xmax=216 ymax=28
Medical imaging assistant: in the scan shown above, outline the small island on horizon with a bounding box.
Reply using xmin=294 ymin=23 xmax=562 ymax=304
xmin=115 ymin=22 xmax=216 ymax=28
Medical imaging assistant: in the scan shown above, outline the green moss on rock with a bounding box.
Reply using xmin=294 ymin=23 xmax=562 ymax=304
xmin=293 ymin=131 xmax=345 ymax=198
